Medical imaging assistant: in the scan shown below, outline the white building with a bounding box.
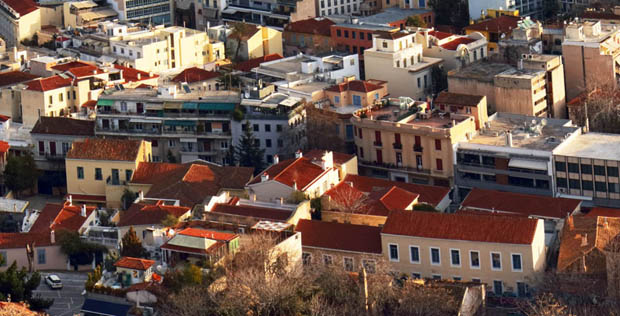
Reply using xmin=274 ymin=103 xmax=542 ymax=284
xmin=107 ymin=0 xmax=173 ymax=25
xmin=317 ymin=0 xmax=362 ymax=16
xmin=416 ymin=29 xmax=488 ymax=72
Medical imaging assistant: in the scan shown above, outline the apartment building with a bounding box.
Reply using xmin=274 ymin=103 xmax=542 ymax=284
xmin=454 ymin=112 xmax=581 ymax=201
xmin=63 ymin=1 xmax=118 ymax=28
xmin=223 ymin=23 xmax=283 ymax=61
xmin=106 ymin=0 xmax=173 ymax=24
xmin=31 ymin=117 xmax=95 ymax=171
xmin=0 ymin=0 xmax=40 ymax=48
xmin=283 ymin=18 xmax=335 ymax=55
xmin=448 ymin=62 xmax=549 ymax=117
xmin=520 ymin=54 xmax=566 ymax=118
xmin=497 ymin=17 xmax=544 ymax=64
xmin=110 ymin=26 xmax=225 ymax=73
xmin=317 ymin=0 xmax=363 ymax=16
xmin=364 ymin=31 xmax=442 ymax=100
xmin=381 ymin=210 xmax=546 ymax=296
xmin=553 ymin=133 xmax=620 ymax=208
xmin=433 ymin=92 xmax=488 ymax=130
xmin=562 ymin=20 xmax=620 ymax=101
xmin=417 ymin=30 xmax=488 ymax=72
xmin=95 ymin=87 xmax=238 ymax=164
xmin=464 ymin=16 xmax=520 ymax=54
xmin=330 ymin=20 xmax=397 ymax=60
xmin=65 ymin=138 xmax=152 ymax=207
xmin=221 ymin=0 xmax=315 ymax=29
xmin=352 ymin=98 xmax=478 ymax=186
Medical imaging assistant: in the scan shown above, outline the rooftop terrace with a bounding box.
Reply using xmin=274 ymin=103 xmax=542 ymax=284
xmin=555 ymin=132 xmax=620 ymax=161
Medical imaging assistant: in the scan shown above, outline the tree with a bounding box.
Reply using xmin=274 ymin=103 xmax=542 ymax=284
xmin=182 ymin=264 xmax=203 ymax=285
xmin=85 ymin=265 xmax=103 ymax=291
xmin=216 ymin=72 xmax=241 ymax=90
xmin=120 ymin=189 xmax=137 ymax=211
xmin=161 ymin=214 xmax=179 ymax=227
xmin=120 ymin=226 xmax=147 ymax=258
xmin=4 ymin=153 xmax=40 ymax=198
xmin=428 ymin=0 xmax=469 ymax=28
xmin=570 ymin=86 xmax=620 ymax=134
xmin=406 ymin=16 xmax=426 ymax=27
xmin=304 ymin=105 xmax=346 ymax=153
xmin=234 ymin=121 xmax=265 ymax=174
xmin=0 ymin=261 xmax=53 ymax=310
xmin=542 ymin=0 xmax=561 ymax=21
xmin=430 ymin=65 xmax=448 ymax=96
xmin=57 ymin=230 xmax=107 ymax=267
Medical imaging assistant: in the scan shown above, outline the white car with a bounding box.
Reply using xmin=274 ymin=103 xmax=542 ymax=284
xmin=45 ymin=274 xmax=63 ymax=289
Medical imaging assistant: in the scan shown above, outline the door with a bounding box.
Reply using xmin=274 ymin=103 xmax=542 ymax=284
xmin=49 ymin=142 xmax=56 ymax=156
xmin=137 ymin=102 xmax=144 ymax=113
xmin=396 ymin=152 xmax=402 ymax=167
xmin=416 ymin=155 xmax=423 ymax=169
xmin=376 ymin=150 xmax=383 ymax=164
xmin=493 ymin=280 xmax=503 ymax=295
xmin=111 ymin=169 xmax=119 ymax=185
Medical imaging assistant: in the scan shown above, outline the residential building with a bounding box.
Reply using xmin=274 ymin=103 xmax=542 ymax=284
xmin=230 ymin=53 xmax=284 ymax=73
xmin=31 ymin=117 xmax=95 ymax=171
xmin=464 ymin=15 xmax=521 ymax=54
xmin=295 ymin=219 xmax=382 ymax=273
xmin=0 ymin=0 xmax=40 ymax=48
xmin=170 ymin=67 xmax=220 ymax=92
xmin=110 ymin=26 xmax=225 ymax=73
xmin=174 ymin=0 xmax=223 ymax=30
xmin=0 ymin=70 xmax=39 ymax=119
xmin=95 ymin=88 xmax=238 ymax=164
xmin=0 ymin=116 xmax=33 ymax=157
xmin=357 ymin=7 xmax=433 ymax=28
xmin=304 ymin=149 xmax=358 ymax=179
xmin=364 ymin=31 xmax=442 ymax=100
xmin=106 ymin=0 xmax=173 ymax=24
xmin=553 ymin=132 xmax=620 ymax=208
xmin=63 ymin=1 xmax=118 ymax=28
xmin=246 ymin=150 xmax=341 ymax=202
xmin=417 ymin=30 xmax=488 ymax=72
xmin=65 ymin=138 xmax=152 ymax=207
xmin=433 ymin=92 xmax=488 ymax=129
xmin=581 ymin=6 xmax=620 ymax=24
xmin=541 ymin=23 xmax=564 ymax=55
xmin=454 ymin=112 xmax=581 ymax=202
xmin=0 ymin=198 xmax=28 ymax=228
xmin=283 ymin=17 xmax=335 ymax=55
xmin=330 ymin=20 xmax=398 ymax=62
xmin=497 ymin=17 xmax=544 ymax=63
xmin=519 ymin=54 xmax=566 ymax=118
xmin=113 ymin=257 xmax=156 ymax=286
xmin=381 ymin=210 xmax=546 ymax=296
xmin=317 ymin=0 xmax=364 ymax=16
xmin=352 ymin=98 xmax=478 ymax=186
xmin=562 ymin=20 xmax=620 ymax=101
xmin=224 ymin=24 xmax=283 ymax=62
xmin=447 ymin=62 xmax=550 ymax=117
xmin=117 ymin=200 xmax=192 ymax=246
xmin=221 ymin=0 xmax=316 ymax=29
xmin=161 ymin=227 xmax=239 ymax=266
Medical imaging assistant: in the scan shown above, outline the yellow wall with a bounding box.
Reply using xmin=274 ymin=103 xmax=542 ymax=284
xmin=17 ymin=10 xmax=41 ymax=44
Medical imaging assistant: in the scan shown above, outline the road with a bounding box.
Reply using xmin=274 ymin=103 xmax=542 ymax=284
xmin=33 ymin=272 xmax=88 ymax=316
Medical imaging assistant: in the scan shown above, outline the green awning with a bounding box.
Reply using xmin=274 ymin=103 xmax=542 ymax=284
xmin=97 ymin=99 xmax=115 ymax=106
xmin=163 ymin=102 xmax=182 ymax=110
xmin=164 ymin=120 xmax=195 ymax=126
xmin=198 ymin=103 xmax=235 ymax=111
xmin=182 ymin=102 xmax=198 ymax=110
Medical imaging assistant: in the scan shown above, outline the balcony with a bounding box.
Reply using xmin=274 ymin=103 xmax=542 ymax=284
xmin=393 ymin=142 xmax=402 ymax=150
xmin=373 ymin=141 xmax=383 ymax=147
xmin=359 ymin=159 xmax=431 ymax=175
xmin=106 ymin=176 xmax=126 ymax=186
xmin=414 ymin=145 xmax=423 ymax=152
xmin=43 ymin=153 xmax=66 ymax=161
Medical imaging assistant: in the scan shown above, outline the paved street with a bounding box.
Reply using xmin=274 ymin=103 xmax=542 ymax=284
xmin=33 ymin=272 xmax=88 ymax=316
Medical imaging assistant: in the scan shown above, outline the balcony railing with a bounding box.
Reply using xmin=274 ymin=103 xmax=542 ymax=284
xmin=359 ymin=160 xmax=431 ymax=175
xmin=106 ymin=176 xmax=125 ymax=186
xmin=414 ymin=145 xmax=423 ymax=152
xmin=393 ymin=142 xmax=402 ymax=150
xmin=373 ymin=141 xmax=382 ymax=147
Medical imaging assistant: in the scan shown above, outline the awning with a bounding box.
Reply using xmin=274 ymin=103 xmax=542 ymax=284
xmin=164 ymin=120 xmax=195 ymax=126
xmin=182 ymin=102 xmax=198 ymax=110
xmin=198 ymin=103 xmax=235 ymax=111
xmin=129 ymin=118 xmax=162 ymax=124
xmin=96 ymin=99 xmax=114 ymax=106
xmin=145 ymin=103 xmax=163 ymax=110
xmin=180 ymin=138 xmax=197 ymax=142
xmin=508 ymin=158 xmax=548 ymax=171
xmin=163 ymin=101 xmax=182 ymax=110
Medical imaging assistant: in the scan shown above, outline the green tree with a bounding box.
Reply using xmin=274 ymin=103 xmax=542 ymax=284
xmin=85 ymin=265 xmax=103 ymax=291
xmin=406 ymin=16 xmax=426 ymax=27
xmin=121 ymin=189 xmax=137 ymax=211
xmin=182 ymin=264 xmax=203 ymax=285
xmin=121 ymin=226 xmax=147 ymax=258
xmin=4 ymin=153 xmax=40 ymax=198
xmin=229 ymin=22 xmax=250 ymax=61
xmin=57 ymin=230 xmax=107 ymax=268
xmin=428 ymin=0 xmax=470 ymax=28
xmin=217 ymin=72 xmax=241 ymax=90
xmin=161 ymin=214 xmax=179 ymax=227
xmin=430 ymin=65 xmax=448 ymax=96
xmin=542 ymin=0 xmax=560 ymax=21
xmin=0 ymin=261 xmax=53 ymax=310
xmin=234 ymin=120 xmax=265 ymax=174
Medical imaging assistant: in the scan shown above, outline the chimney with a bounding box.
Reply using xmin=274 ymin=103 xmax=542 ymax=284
xmin=67 ymin=195 xmax=72 ymax=206
xmin=81 ymin=204 xmax=87 ymax=217
xmin=581 ymin=233 xmax=588 ymax=247
xmin=50 ymin=230 xmax=55 ymax=244
xmin=251 ymin=193 xmax=257 ymax=202
xmin=139 ymin=190 xmax=144 ymax=201
xmin=93 ymin=69 xmax=97 ymax=75
xmin=261 ymin=172 xmax=269 ymax=182
xmin=12 ymin=204 xmax=16 ymax=213
xmin=279 ymin=197 xmax=284 ymax=205
xmin=293 ymin=182 xmax=298 ymax=191
xmin=506 ymin=131 xmax=513 ymax=147
xmin=137 ymin=73 xmax=141 ymax=80
xmin=295 ymin=150 xmax=303 ymax=159
xmin=568 ymin=215 xmax=574 ymax=230
xmin=273 ymin=155 xmax=279 ymax=164
xmin=452 ymin=119 xmax=456 ymax=127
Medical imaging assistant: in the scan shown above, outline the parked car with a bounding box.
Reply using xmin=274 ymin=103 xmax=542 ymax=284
xmin=45 ymin=274 xmax=63 ymax=289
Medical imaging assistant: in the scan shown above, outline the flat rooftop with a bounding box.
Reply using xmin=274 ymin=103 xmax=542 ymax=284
xmin=496 ymin=67 xmax=545 ymax=79
xmin=365 ymin=102 xmax=468 ymax=128
xmin=555 ymin=133 xmax=620 ymax=160
xmin=335 ymin=22 xmax=397 ymax=32
xmin=100 ymin=89 xmax=240 ymax=103
xmin=467 ymin=113 xmax=579 ymax=151
xmin=359 ymin=7 xmax=432 ymax=25
xmin=448 ymin=63 xmax=514 ymax=83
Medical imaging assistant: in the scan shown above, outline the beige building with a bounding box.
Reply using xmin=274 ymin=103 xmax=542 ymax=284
xmin=521 ymin=54 xmax=567 ymax=118
xmin=562 ymin=20 xmax=620 ymax=101
xmin=434 ymin=92 xmax=488 ymax=130
xmin=352 ymin=98 xmax=478 ymax=186
xmin=417 ymin=30 xmax=488 ymax=72
xmin=110 ymin=26 xmax=225 ymax=73
xmin=63 ymin=1 xmax=118 ymax=28
xmin=65 ymin=138 xmax=152 ymax=207
xmin=381 ymin=210 xmax=546 ymax=296
xmin=0 ymin=0 xmax=40 ymax=48
xmin=224 ymin=23 xmax=283 ymax=61
xmin=364 ymin=31 xmax=442 ymax=100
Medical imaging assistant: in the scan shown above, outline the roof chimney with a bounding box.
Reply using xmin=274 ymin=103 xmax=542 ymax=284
xmin=67 ymin=195 xmax=72 ymax=206
xmin=273 ymin=154 xmax=279 ymax=164
xmin=137 ymin=73 xmax=141 ymax=80
xmin=295 ymin=150 xmax=303 ymax=159
xmin=139 ymin=190 xmax=144 ymax=201
xmin=81 ymin=204 xmax=87 ymax=217
xmin=506 ymin=131 xmax=513 ymax=147
xmin=261 ymin=172 xmax=269 ymax=182
xmin=581 ymin=233 xmax=588 ymax=247
xmin=50 ymin=230 xmax=55 ymax=244
xmin=279 ymin=197 xmax=284 ymax=205
xmin=568 ymin=215 xmax=574 ymax=230
xmin=293 ymin=181 xmax=298 ymax=191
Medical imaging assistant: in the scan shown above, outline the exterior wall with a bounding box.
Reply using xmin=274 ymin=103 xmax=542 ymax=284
xmin=321 ymin=209 xmax=387 ymax=226
xmin=302 ymin=246 xmax=382 ymax=273
xmin=331 ymin=25 xmax=378 ymax=58
xmin=284 ymin=32 xmax=332 ymax=55
xmin=434 ymin=96 xmax=488 ymax=130
xmin=302 ymin=168 xmax=341 ymax=198
xmin=248 ymin=180 xmax=295 ymax=203
xmin=317 ymin=0 xmax=363 ymax=16
xmin=324 ymin=84 xmax=388 ymax=108
xmin=0 ymin=8 xmax=41 ymax=48
xmin=339 ymin=156 xmax=358 ymax=178
xmin=31 ymin=134 xmax=86 ymax=170
xmin=272 ymin=232 xmax=302 ymax=273
xmin=554 ymin=155 xmax=620 ymax=208
xmin=290 ymin=0 xmax=316 ymax=22
xmin=0 ymin=87 xmax=21 ymax=121
xmin=40 ymin=4 xmax=63 ymax=27
xmin=0 ymin=245 xmax=67 ymax=271
xmin=493 ymin=73 xmax=547 ymax=117
xmin=562 ymin=43 xmax=617 ymax=101
xmin=116 ymin=266 xmax=153 ymax=284
xmin=381 ymin=219 xmax=546 ymax=295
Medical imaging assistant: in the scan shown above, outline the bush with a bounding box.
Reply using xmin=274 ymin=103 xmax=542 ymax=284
xmin=28 ymin=296 xmax=54 ymax=311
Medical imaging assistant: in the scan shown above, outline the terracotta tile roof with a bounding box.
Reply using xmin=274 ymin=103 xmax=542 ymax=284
xmin=81 ymin=100 xmax=97 ymax=108
xmin=233 ymin=54 xmax=283 ymax=72
xmin=160 ymin=242 xmax=223 ymax=254
xmin=464 ymin=15 xmax=521 ymax=34
xmin=247 ymin=157 xmax=329 ymax=190
xmin=67 ymin=65 xmax=105 ymax=78
xmin=460 ymin=188 xmax=581 ymax=219
xmin=67 ymin=194 xmax=106 ymax=203
xmin=585 ymin=207 xmax=620 ymax=218
xmin=113 ymin=64 xmax=158 ymax=83
xmin=0 ymin=232 xmax=52 ymax=249
xmin=325 ymin=182 xmax=418 ymax=216
xmin=0 ymin=115 xmax=9 ymax=122
xmin=439 ymin=37 xmax=477 ymax=50
xmin=25 ymin=75 xmax=73 ymax=92
xmin=211 ymin=203 xmax=292 ymax=221
xmin=375 ymin=30 xmax=410 ymax=40
xmin=114 ymin=257 xmax=155 ymax=270
xmin=31 ymin=117 xmax=94 ymax=136
xmin=131 ymin=162 xmax=253 ymax=207
xmin=178 ymin=227 xmax=238 ymax=241
xmin=171 ymin=67 xmax=219 ymax=83
xmin=118 ymin=202 xmax=191 ymax=227
xmin=29 ymin=202 xmax=95 ymax=233
xmin=435 ymin=91 xmax=484 ymax=107
xmin=0 ymin=71 xmax=38 ymax=87
xmin=427 ymin=30 xmax=452 ymax=40
xmin=370 ymin=186 xmax=419 ymax=211
xmin=0 ymin=141 xmax=9 ymax=154
xmin=325 ymin=80 xmax=385 ymax=93
xmin=295 ymin=219 xmax=382 ymax=254
xmin=66 ymin=138 xmax=142 ymax=161
xmin=51 ymin=61 xmax=94 ymax=72
xmin=338 ymin=174 xmax=449 ymax=206
xmin=285 ymin=17 xmax=335 ymax=37
xmin=382 ymin=210 xmax=540 ymax=244
xmin=1 ymin=0 xmax=38 ymax=17
xmin=304 ymin=150 xmax=355 ymax=166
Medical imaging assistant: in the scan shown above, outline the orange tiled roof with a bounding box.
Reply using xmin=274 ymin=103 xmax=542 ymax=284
xmin=66 ymin=138 xmax=142 ymax=161
xmin=325 ymin=182 xmax=418 ymax=216
xmin=171 ymin=67 xmax=219 ymax=83
xmin=178 ymin=227 xmax=238 ymax=241
xmin=51 ymin=61 xmax=94 ymax=72
xmin=427 ymin=30 xmax=452 ymax=40
xmin=304 ymin=150 xmax=355 ymax=166
xmin=464 ymin=15 xmax=521 ymax=34
xmin=118 ymin=202 xmax=191 ymax=227
xmin=233 ymin=54 xmax=283 ymax=72
xmin=29 ymin=202 xmax=95 ymax=233
xmin=285 ymin=17 xmax=334 ymax=37
xmin=439 ymin=37 xmax=476 ymax=50
xmin=0 ymin=232 xmax=53 ymax=249
xmin=0 ymin=141 xmax=9 ymax=154
xmin=0 ymin=71 xmax=38 ymax=87
xmin=67 ymin=65 xmax=105 ymax=78
xmin=585 ymin=207 xmax=620 ymax=218
xmin=2 ymin=0 xmax=38 ymax=16
xmin=295 ymin=219 xmax=382 ymax=254
xmin=114 ymin=257 xmax=155 ymax=270
xmin=25 ymin=75 xmax=73 ymax=92
xmin=382 ymin=210 xmax=539 ymax=244
xmin=211 ymin=203 xmax=292 ymax=221
xmin=113 ymin=64 xmax=158 ymax=83
xmin=31 ymin=116 xmax=95 ymax=136
xmin=325 ymin=80 xmax=385 ymax=93
xmin=247 ymin=157 xmax=329 ymax=190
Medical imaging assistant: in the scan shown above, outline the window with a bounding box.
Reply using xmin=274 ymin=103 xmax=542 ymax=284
xmin=435 ymin=139 xmax=441 ymax=150
xmin=389 ymin=244 xmax=399 ymax=261
xmin=323 ymin=254 xmax=333 ymax=265
xmin=611 ymin=183 xmax=620 ymax=193
xmin=254 ymin=139 xmax=260 ymax=146
xmin=362 ymin=259 xmax=376 ymax=273
xmin=423 ymin=75 xmax=428 ymax=88
xmin=253 ymin=124 xmax=259 ymax=132
xmin=0 ymin=251 xmax=5 ymax=266
xmin=517 ymin=282 xmax=528 ymax=297
xmin=59 ymin=93 xmax=63 ymax=102
xmin=168 ymin=140 xmax=176 ymax=147
xmin=352 ymin=31 xmax=356 ymax=39
xmin=266 ymin=139 xmax=272 ymax=148
xmin=491 ymin=252 xmax=502 ymax=270
xmin=126 ymin=170 xmax=133 ymax=181
xmin=570 ymin=179 xmax=581 ymax=190
xmin=409 ymin=246 xmax=420 ymax=263
xmin=360 ymin=32 xmax=365 ymax=40
xmin=596 ymin=181 xmax=607 ymax=192
xmin=557 ymin=178 xmax=567 ymax=188
xmin=450 ymin=249 xmax=461 ymax=267
xmin=453 ymin=276 xmax=462 ymax=281
xmin=581 ymin=164 xmax=592 ymax=174
xmin=265 ymin=124 xmax=271 ymax=132
xmin=344 ymin=30 xmax=349 ymax=38
xmin=37 ymin=249 xmax=46 ymax=265
xmin=417 ymin=77 xmax=421 ymax=88
xmin=430 ymin=247 xmax=440 ymax=265
xmin=411 ymin=272 xmax=421 ymax=279
xmin=49 ymin=95 xmax=53 ymax=104
xmin=436 ymin=159 xmax=443 ymax=171
xmin=472 ymin=278 xmax=481 ymax=283
xmin=344 ymin=257 xmax=354 ymax=272
xmin=77 ymin=167 xmax=84 ymax=179
xmin=302 ymin=253 xmax=311 ymax=265
xmin=95 ymin=168 xmax=102 ymax=181
xmin=493 ymin=280 xmax=503 ymax=295
xmin=276 ymin=124 xmax=283 ymax=132
xmin=38 ymin=141 xmax=44 ymax=155
xmin=120 ymin=102 xmax=127 ymax=112
xmin=594 ymin=165 xmax=606 ymax=175
xmin=334 ymin=95 xmax=340 ymax=104
xmin=382 ymin=41 xmax=387 ymax=48
xmin=432 ymin=274 xmax=441 ymax=280
xmin=608 ymin=166 xmax=619 ymax=177
xmin=337 ymin=29 xmax=341 ymax=37
xmin=568 ymin=163 xmax=579 ymax=173
xmin=512 ymin=253 xmax=522 ymax=271
xmin=582 ymin=180 xmax=593 ymax=191
xmin=470 ymin=251 xmax=480 ymax=269
xmin=277 ymin=139 xmax=283 ymax=147
xmin=353 ymin=95 xmax=362 ymax=106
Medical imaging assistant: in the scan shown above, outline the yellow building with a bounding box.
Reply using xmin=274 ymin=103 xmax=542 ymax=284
xmin=382 ymin=210 xmax=546 ymax=297
xmin=110 ymin=26 xmax=225 ymax=73
xmin=0 ymin=0 xmax=40 ymax=48
xmin=352 ymin=98 xmax=479 ymax=186
xmin=65 ymin=138 xmax=152 ymax=207
xmin=464 ymin=15 xmax=520 ymax=54
xmin=226 ymin=23 xmax=283 ymax=61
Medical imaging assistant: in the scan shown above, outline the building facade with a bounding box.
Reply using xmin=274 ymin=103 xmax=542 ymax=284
xmin=0 ymin=0 xmax=40 ymax=48
xmin=106 ymin=0 xmax=173 ymax=24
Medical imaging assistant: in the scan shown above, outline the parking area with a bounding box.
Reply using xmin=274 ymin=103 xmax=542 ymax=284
xmin=33 ymin=272 xmax=88 ymax=316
